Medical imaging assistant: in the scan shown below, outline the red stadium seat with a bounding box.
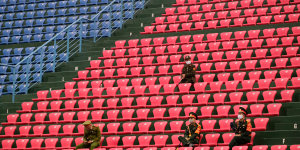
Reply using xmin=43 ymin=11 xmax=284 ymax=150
xmin=30 ymin=138 xmax=44 ymax=149
xmin=16 ymin=139 xmax=29 ymax=149
xmin=264 ymin=103 xmax=282 ymax=116
xmin=276 ymin=90 xmax=295 ymax=103
xmin=218 ymin=133 xmax=235 ymax=146
xmin=215 ymin=119 xmax=233 ymax=132
xmin=201 ymin=133 xmax=220 ymax=146
xmin=271 ymin=145 xmax=288 ymax=150
xmin=138 ymin=135 xmax=152 ymax=147
xmin=248 ymin=104 xmax=265 ymax=117
xmin=253 ymin=118 xmax=269 ymax=131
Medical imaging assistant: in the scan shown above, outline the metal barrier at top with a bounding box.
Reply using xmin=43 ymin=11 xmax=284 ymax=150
xmin=0 ymin=0 xmax=146 ymax=102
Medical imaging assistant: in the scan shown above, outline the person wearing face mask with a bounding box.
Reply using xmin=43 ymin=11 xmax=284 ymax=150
xmin=229 ymin=107 xmax=252 ymax=150
xmin=181 ymin=56 xmax=196 ymax=84
xmin=178 ymin=112 xmax=202 ymax=147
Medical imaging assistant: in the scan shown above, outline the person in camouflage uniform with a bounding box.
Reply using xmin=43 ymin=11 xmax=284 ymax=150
xmin=181 ymin=56 xmax=196 ymax=84
xmin=76 ymin=120 xmax=102 ymax=150
xmin=229 ymin=107 xmax=252 ymax=150
xmin=178 ymin=112 xmax=202 ymax=147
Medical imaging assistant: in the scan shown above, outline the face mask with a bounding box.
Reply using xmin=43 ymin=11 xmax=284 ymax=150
xmin=186 ymin=61 xmax=191 ymax=64
xmin=189 ymin=119 xmax=194 ymax=124
xmin=237 ymin=114 xmax=244 ymax=119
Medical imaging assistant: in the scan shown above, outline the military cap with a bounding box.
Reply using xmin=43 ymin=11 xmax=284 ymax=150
xmin=185 ymin=56 xmax=191 ymax=60
xmin=238 ymin=107 xmax=247 ymax=116
xmin=189 ymin=112 xmax=198 ymax=120
xmin=83 ymin=120 xmax=92 ymax=125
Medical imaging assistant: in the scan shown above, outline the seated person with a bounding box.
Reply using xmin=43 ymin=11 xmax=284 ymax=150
xmin=229 ymin=107 xmax=252 ymax=150
xmin=76 ymin=120 xmax=101 ymax=150
xmin=181 ymin=56 xmax=196 ymax=84
xmin=178 ymin=112 xmax=202 ymax=147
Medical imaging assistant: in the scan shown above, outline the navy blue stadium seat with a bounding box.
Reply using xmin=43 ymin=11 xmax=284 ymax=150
xmin=35 ymin=27 xmax=44 ymax=34
xmin=25 ymin=47 xmax=35 ymax=55
xmin=102 ymin=21 xmax=111 ymax=29
xmin=5 ymin=21 xmax=13 ymax=28
xmin=36 ymin=19 xmax=45 ymax=26
xmin=46 ymin=54 xmax=56 ymax=63
xmin=18 ymin=84 xmax=28 ymax=94
xmin=9 ymin=74 xmax=18 ymax=83
xmin=25 ymin=11 xmax=35 ymax=19
xmin=102 ymin=29 xmax=111 ymax=37
xmin=45 ymin=33 xmax=54 ymax=41
xmin=57 ymin=17 xmax=67 ymax=24
xmin=80 ymin=0 xmax=88 ymax=6
xmin=124 ymin=2 xmax=134 ymax=10
xmin=38 ymin=3 xmax=46 ymax=10
xmin=113 ymin=20 xmax=123 ymax=29
xmin=32 ymin=73 xmax=42 ymax=82
xmin=57 ymin=25 xmax=67 ymax=32
xmin=135 ymin=1 xmax=144 ymax=9
xmin=80 ymin=7 xmax=88 ymax=14
xmin=113 ymin=4 xmax=122 ymax=11
xmin=5 ymin=13 xmax=14 ymax=21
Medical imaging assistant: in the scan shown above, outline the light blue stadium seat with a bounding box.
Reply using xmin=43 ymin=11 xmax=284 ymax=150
xmin=46 ymin=18 xmax=56 ymax=25
xmin=112 ymin=4 xmax=122 ymax=12
xmin=69 ymin=24 xmax=78 ymax=31
xmin=33 ymin=34 xmax=43 ymax=42
xmin=80 ymin=0 xmax=88 ymax=6
xmin=100 ymin=0 xmax=109 ymax=4
xmin=68 ymin=16 xmax=78 ymax=23
xmin=90 ymin=6 xmax=100 ymax=14
xmin=0 ymin=66 xmax=7 ymax=74
xmin=82 ymin=31 xmax=88 ymax=38
xmin=124 ymin=11 xmax=134 ymax=19
xmin=124 ymin=2 xmax=134 ymax=10
xmin=0 ymin=14 xmax=3 ymax=21
xmin=25 ymin=11 xmax=35 ymax=19
xmin=9 ymin=0 xmax=17 ymax=5
xmin=13 ymin=48 xmax=24 ymax=56
xmin=47 ymin=10 xmax=56 ymax=17
xmin=12 ymin=56 xmax=22 ymax=65
xmin=22 ymin=35 xmax=32 ymax=43
xmin=68 ymin=0 xmax=78 ymax=7
xmin=59 ymin=53 xmax=68 ymax=62
xmin=101 ymin=6 xmax=110 ymax=13
xmin=47 ymin=46 xmax=57 ymax=53
xmin=6 ymin=13 xmax=14 ymax=20
xmin=33 ymin=55 xmax=44 ymax=63
xmin=68 ymin=8 xmax=78 ymax=15
xmin=29 ymin=0 xmax=37 ymax=3
xmin=45 ymin=63 xmax=55 ymax=72
xmin=113 ymin=20 xmax=123 ymax=29
xmin=0 ymin=75 xmax=6 ymax=84
xmin=102 ymin=29 xmax=111 ymax=37
xmin=3 ymin=29 xmax=12 ymax=37
xmin=25 ymin=47 xmax=35 ymax=55
xmin=58 ymin=1 xmax=68 ymax=8
xmin=112 ymin=12 xmax=122 ymax=20
xmin=45 ymin=33 xmax=54 ymax=41
xmin=58 ymin=9 xmax=67 ymax=16
xmin=102 ymin=21 xmax=111 ymax=29
xmin=16 ymin=12 xmax=25 ymax=20
xmin=18 ymin=84 xmax=28 ymax=94
xmin=68 ymin=31 xmax=77 ymax=39
xmin=90 ymin=22 xmax=99 ymax=30
xmin=135 ymin=1 xmax=144 ymax=9
xmin=1 ymin=37 xmax=9 ymax=44
xmin=100 ymin=13 xmax=111 ymax=21
xmin=18 ymin=74 xmax=27 ymax=82
xmin=57 ymin=17 xmax=67 ymax=24
xmin=9 ymin=74 xmax=18 ymax=83
xmin=6 ymin=85 xmax=14 ymax=94
xmin=47 ymin=2 xmax=57 ymax=9
xmin=20 ymin=64 xmax=32 ymax=73
xmin=38 ymin=46 xmax=47 ymax=54
xmin=82 ymin=23 xmax=88 ymax=30
xmin=0 ymin=85 xmax=3 ymax=96
xmin=0 ymin=7 xmax=4 ymax=13
xmin=34 ymin=27 xmax=44 ymax=34
xmin=37 ymin=10 xmax=46 ymax=18
xmin=25 ymin=20 xmax=34 ymax=27
xmin=32 ymin=63 xmax=43 ymax=72
xmin=36 ymin=19 xmax=45 ymax=26
xmin=2 ymin=48 xmax=12 ymax=56
xmin=89 ymin=30 xmax=99 ymax=37
xmin=24 ymin=28 xmax=33 ymax=35
xmin=13 ymin=29 xmax=22 ymax=36
xmin=1 ymin=57 xmax=10 ymax=64
xmin=5 ymin=21 xmax=13 ymax=28
xmin=0 ymin=0 xmax=5 ymax=6
xmin=79 ymin=7 xmax=88 ymax=14
xmin=31 ymin=73 xmax=42 ymax=82
xmin=57 ymin=25 xmax=66 ymax=32
xmin=7 ymin=6 xmax=16 ymax=13
xmin=17 ymin=5 xmax=25 ymax=11
xmin=12 ymin=36 xmax=21 ymax=43
xmin=46 ymin=26 xmax=55 ymax=33
xmin=26 ymin=4 xmax=36 ymax=11
xmin=38 ymin=3 xmax=46 ymax=10
xmin=57 ymin=32 xmax=66 ymax=40
xmin=15 ymin=20 xmax=24 ymax=28
xmin=46 ymin=54 xmax=56 ymax=62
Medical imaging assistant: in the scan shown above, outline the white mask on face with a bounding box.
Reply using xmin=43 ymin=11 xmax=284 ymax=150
xmin=189 ymin=119 xmax=194 ymax=124
xmin=186 ymin=61 xmax=191 ymax=64
xmin=237 ymin=114 xmax=244 ymax=119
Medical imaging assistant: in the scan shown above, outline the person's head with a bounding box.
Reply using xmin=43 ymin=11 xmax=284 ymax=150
xmin=83 ymin=120 xmax=93 ymax=129
xmin=238 ymin=107 xmax=247 ymax=120
xmin=185 ymin=56 xmax=191 ymax=65
xmin=188 ymin=112 xmax=197 ymax=124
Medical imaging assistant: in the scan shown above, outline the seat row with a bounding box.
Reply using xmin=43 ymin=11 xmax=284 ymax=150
xmin=0 ymin=46 xmax=55 ymax=57
xmin=93 ymin=50 xmax=300 ymax=70
xmin=0 ymin=53 xmax=67 ymax=65
xmin=0 ymin=73 xmax=43 ymax=85
xmin=166 ymin=0 xmax=297 ymax=16
xmin=113 ymin=27 xmax=300 ymax=49
xmin=27 ymin=89 xmax=292 ymax=111
xmin=155 ymin=5 xmax=297 ymax=25
xmin=0 ymin=0 xmax=110 ymax=7
xmin=141 ymin=14 xmax=300 ymax=34
xmin=0 ymin=84 xmax=29 ymax=96
xmin=0 ymin=118 xmax=268 ymax=139
xmin=0 ymin=62 xmax=55 ymax=75
xmin=173 ymin=0 xmax=296 ymax=6
xmin=3 ymin=103 xmax=282 ymax=125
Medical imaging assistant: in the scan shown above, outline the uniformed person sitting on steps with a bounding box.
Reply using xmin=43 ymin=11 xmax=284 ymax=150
xmin=229 ymin=107 xmax=252 ymax=150
xmin=178 ymin=112 xmax=202 ymax=147
xmin=76 ymin=120 xmax=102 ymax=150
xmin=181 ymin=56 xmax=196 ymax=84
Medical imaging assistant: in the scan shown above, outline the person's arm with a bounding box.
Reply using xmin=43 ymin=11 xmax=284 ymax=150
xmin=189 ymin=124 xmax=201 ymax=140
xmin=93 ymin=126 xmax=102 ymax=142
xmin=83 ymin=128 xmax=88 ymax=142
xmin=184 ymin=126 xmax=189 ymax=138
xmin=241 ymin=120 xmax=252 ymax=137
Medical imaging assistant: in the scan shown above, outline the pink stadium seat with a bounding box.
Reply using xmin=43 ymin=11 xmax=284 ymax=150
xmin=30 ymin=138 xmax=44 ymax=149
xmin=77 ymin=111 xmax=90 ymax=122
xmin=136 ymin=97 xmax=149 ymax=107
xmin=290 ymin=145 xmax=300 ymax=150
xmin=2 ymin=139 xmax=14 ymax=149
xmin=107 ymin=123 xmax=120 ymax=134
xmin=264 ymin=103 xmax=282 ymax=116
xmin=169 ymin=121 xmax=184 ymax=133
xmin=248 ymin=71 xmax=262 ymax=81
xmin=271 ymin=78 xmax=289 ymax=90
xmin=60 ymin=138 xmax=73 ymax=149
xmin=166 ymin=95 xmax=179 ymax=107
xmin=213 ymin=105 xmax=231 ymax=118
xmin=153 ymin=121 xmax=168 ymax=133
xmin=200 ymin=106 xmax=214 ymax=118
xmin=16 ymin=139 xmax=29 ymax=149
xmin=248 ymin=104 xmax=265 ymax=117
xmin=255 ymin=79 xmax=272 ymax=91
xmin=168 ymin=107 xmax=182 ymax=119
xmin=223 ymin=81 xmax=239 ymax=92
xmin=202 ymin=119 xmax=216 ymax=132
xmin=65 ymin=82 xmax=76 ymax=89
xmin=192 ymin=82 xmax=208 ymax=94
xmin=276 ymin=90 xmax=295 ymax=103
xmin=152 ymin=108 xmax=166 ymax=120
xmin=207 ymin=81 xmax=223 ymax=93
xmin=48 ymin=125 xmax=61 ymax=136
xmin=63 ymin=112 xmax=75 ymax=123
xmin=210 ymin=93 xmax=226 ymax=105
xmin=19 ymin=126 xmax=31 ymax=136
xmin=230 ymin=105 xmax=248 ymax=117
xmin=122 ymin=122 xmax=136 ymax=134
xmin=45 ymin=138 xmax=58 ymax=148
xmin=36 ymin=101 xmax=49 ymax=111
xmin=150 ymin=96 xmax=164 ymax=107
xmin=35 ymin=113 xmax=47 ymax=123
xmin=4 ymin=126 xmax=16 ymax=137
xmin=20 ymin=113 xmax=32 ymax=124
xmin=64 ymin=100 xmax=76 ymax=110
xmin=136 ymin=109 xmax=150 ymax=120
xmin=122 ymin=109 xmax=135 ymax=121
xmin=239 ymin=80 xmax=255 ymax=92
xmin=107 ymin=110 xmax=120 ymax=121
xmin=233 ymin=146 xmax=248 ymax=150
xmin=154 ymin=135 xmax=168 ymax=147
xmin=89 ymin=60 xmax=101 ymax=69
xmin=138 ymin=135 xmax=152 ymax=147
xmin=106 ymin=136 xmax=120 ymax=147
xmin=215 ymin=119 xmax=233 ymax=132
xmin=253 ymin=118 xmax=269 ymax=131
xmin=226 ymin=92 xmax=243 ymax=105
xmin=201 ymin=133 xmax=220 ymax=146
xmin=122 ymin=136 xmax=136 ymax=148
xmin=218 ymin=133 xmax=235 ymax=146
xmin=242 ymin=91 xmax=260 ymax=104
xmin=233 ymin=72 xmax=246 ymax=81
xmin=271 ymin=145 xmax=288 ymax=150
xmin=49 ymin=112 xmax=61 ymax=123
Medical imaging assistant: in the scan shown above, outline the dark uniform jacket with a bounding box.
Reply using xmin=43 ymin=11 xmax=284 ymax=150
xmin=83 ymin=126 xmax=101 ymax=142
xmin=184 ymin=123 xmax=202 ymax=142
xmin=182 ymin=64 xmax=196 ymax=83
xmin=232 ymin=119 xmax=252 ymax=137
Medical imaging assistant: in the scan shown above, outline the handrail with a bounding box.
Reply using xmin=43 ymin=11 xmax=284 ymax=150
xmin=0 ymin=0 xmax=146 ymax=102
